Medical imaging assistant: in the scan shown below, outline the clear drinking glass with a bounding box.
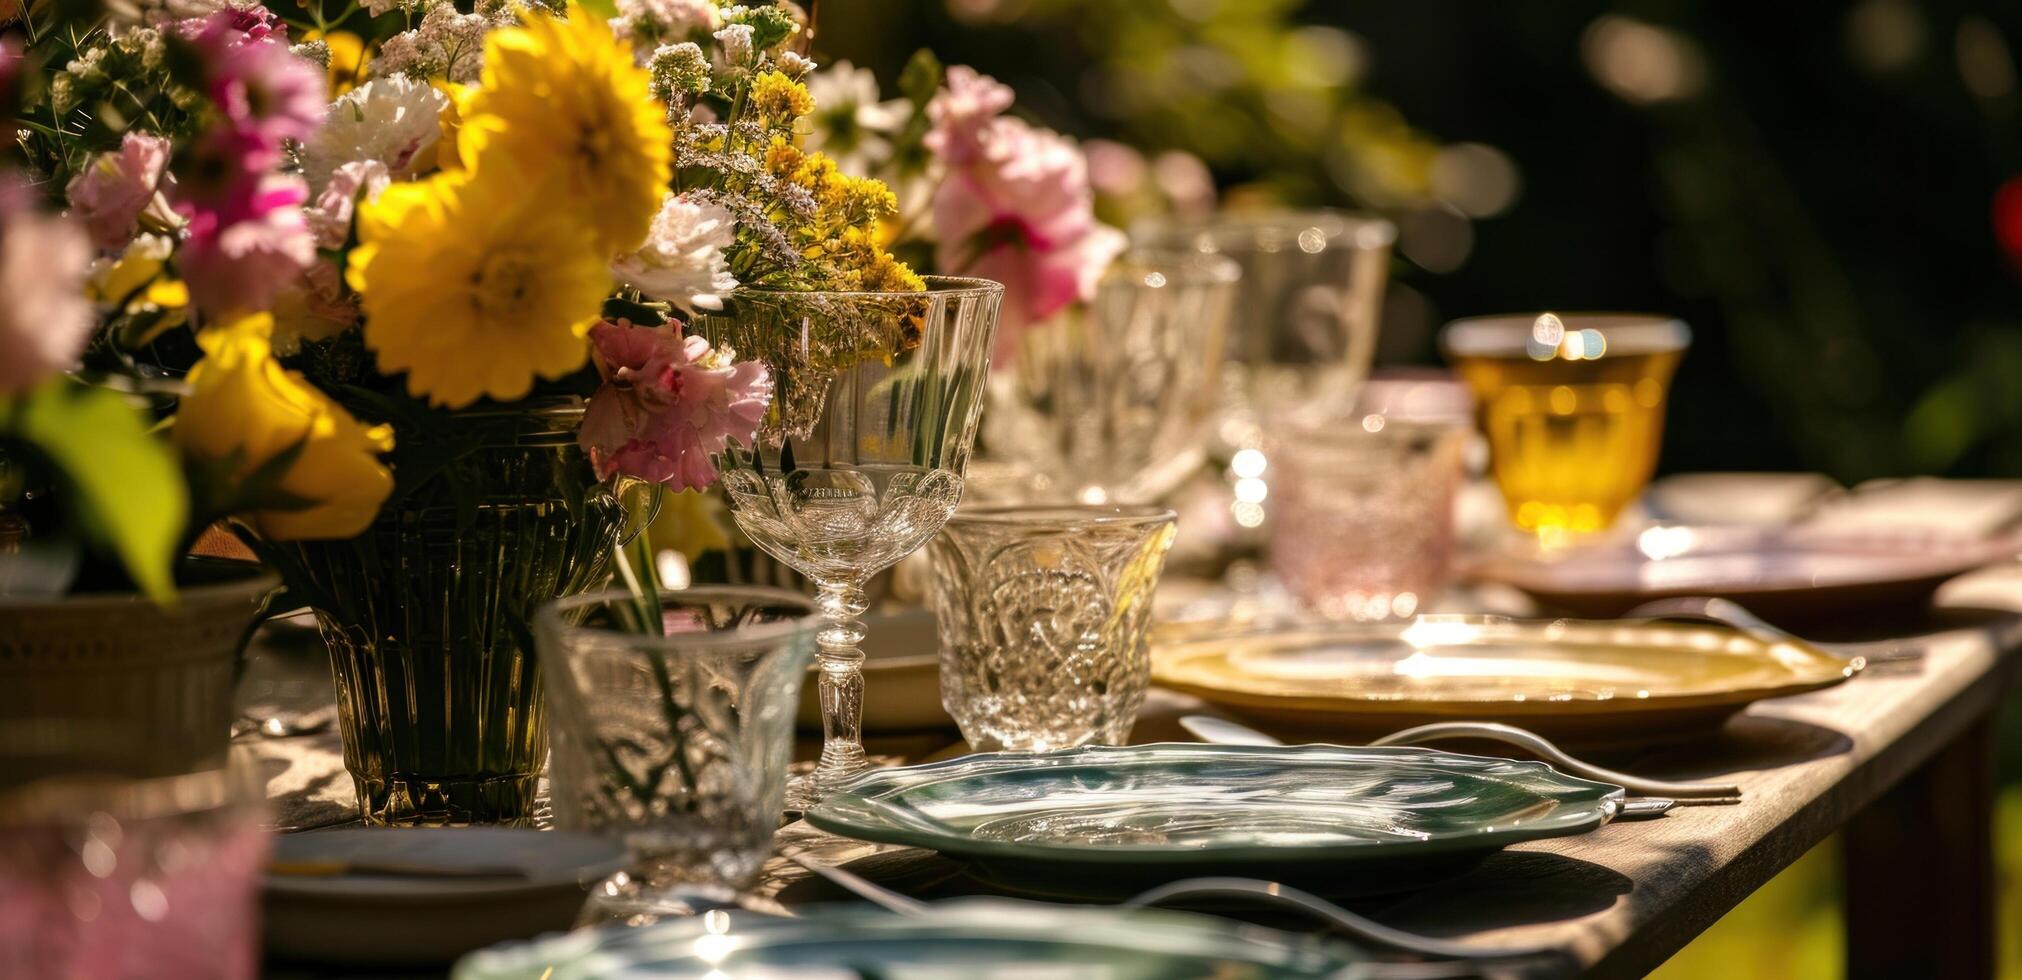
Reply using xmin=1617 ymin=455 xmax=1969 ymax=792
xmin=1441 ymin=312 xmax=1690 ymax=543
xmin=693 ymin=278 xmax=1002 ymax=807
xmin=1133 ymin=210 xmax=1395 ymax=434
xmin=0 ymin=728 xmax=268 ymax=979
xmin=926 ymin=505 xmax=1178 ymax=752
xmin=538 ymin=587 xmax=819 ymax=918
xmin=982 ymin=250 xmax=1240 ymax=505
xmin=1268 ymin=408 xmax=1469 ymax=621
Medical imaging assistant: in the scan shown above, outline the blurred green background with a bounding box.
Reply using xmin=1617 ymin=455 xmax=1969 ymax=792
xmin=820 ymin=0 xmax=2022 ymax=486
xmin=815 ymin=0 xmax=2022 ymax=974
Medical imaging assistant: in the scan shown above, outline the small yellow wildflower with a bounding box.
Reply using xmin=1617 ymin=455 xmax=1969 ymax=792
xmin=762 ymin=136 xmax=803 ymax=179
xmin=749 ymin=71 xmax=813 ymax=124
xmin=821 ymin=174 xmax=899 ymax=228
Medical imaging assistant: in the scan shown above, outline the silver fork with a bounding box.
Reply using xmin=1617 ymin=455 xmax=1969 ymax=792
xmin=779 ymin=852 xmax=1548 ymax=973
xmin=1179 ymin=715 xmax=1742 ymax=803
xmin=1123 ymin=876 xmax=1564 ymax=966
xmin=1622 ymin=595 xmax=1919 ymax=664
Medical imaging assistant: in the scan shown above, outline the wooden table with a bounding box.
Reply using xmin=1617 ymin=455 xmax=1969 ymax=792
xmin=247 ymin=568 xmax=2022 ymax=978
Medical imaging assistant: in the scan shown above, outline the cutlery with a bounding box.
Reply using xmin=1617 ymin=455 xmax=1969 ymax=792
xmin=1179 ymin=715 xmax=1742 ymax=803
xmin=1623 ymin=595 xmax=1916 ymax=664
xmin=780 ymin=847 xmax=930 ymax=915
xmin=267 ymin=859 xmax=531 ymax=880
xmin=1124 ymin=876 xmax=1564 ymax=964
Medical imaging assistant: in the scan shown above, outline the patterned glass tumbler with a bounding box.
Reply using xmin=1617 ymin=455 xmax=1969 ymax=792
xmin=1268 ymin=411 xmax=1469 ymax=621
xmin=927 ymin=506 xmax=1178 ymax=752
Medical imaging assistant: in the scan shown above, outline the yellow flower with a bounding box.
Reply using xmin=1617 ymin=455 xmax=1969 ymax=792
xmin=820 ymin=174 xmax=898 ymax=230
xmin=88 ymin=242 xmax=190 ymax=342
xmin=433 ymin=81 xmax=473 ymax=173
xmin=347 ymin=166 xmax=611 ymax=408
xmin=648 ymin=487 xmax=731 ymax=561
xmin=749 ymin=71 xmax=813 ymax=123
xmin=457 ymin=4 xmax=672 ymax=252
xmin=822 ymin=227 xmax=923 ymax=292
xmin=175 ymin=313 xmax=395 ymax=541
xmin=761 ymin=135 xmax=803 ymax=179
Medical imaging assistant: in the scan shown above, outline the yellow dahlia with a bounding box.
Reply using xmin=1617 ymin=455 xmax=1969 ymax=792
xmin=457 ymin=4 xmax=672 ymax=253
xmin=347 ymin=167 xmax=611 ymax=408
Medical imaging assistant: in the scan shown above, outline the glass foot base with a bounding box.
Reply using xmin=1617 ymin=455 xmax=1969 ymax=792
xmin=783 ymin=769 xmax=822 ymax=815
xmin=350 ymin=772 xmax=542 ymax=827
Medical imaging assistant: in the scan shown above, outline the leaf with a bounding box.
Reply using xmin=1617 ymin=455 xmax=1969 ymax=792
xmin=898 ymin=48 xmax=944 ymax=108
xmin=0 ymin=380 xmax=187 ymax=602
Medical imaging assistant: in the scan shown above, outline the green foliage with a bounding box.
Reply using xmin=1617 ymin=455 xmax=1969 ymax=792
xmin=0 ymin=379 xmax=187 ymax=602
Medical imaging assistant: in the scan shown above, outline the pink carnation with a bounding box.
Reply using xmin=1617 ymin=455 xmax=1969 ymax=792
xmin=0 ymin=182 xmax=95 ymax=393
xmin=179 ymin=175 xmax=316 ymax=317
xmin=65 ymin=133 xmax=172 ymax=251
xmin=579 ymin=319 xmax=772 ymax=489
xmin=305 ymin=160 xmax=389 ymax=249
xmin=926 ymin=67 xmax=1125 ymax=355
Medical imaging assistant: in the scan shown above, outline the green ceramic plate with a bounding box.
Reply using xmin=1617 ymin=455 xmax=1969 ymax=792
xmin=453 ymin=900 xmax=1369 ymax=979
xmin=806 ymin=743 xmax=1622 ymax=874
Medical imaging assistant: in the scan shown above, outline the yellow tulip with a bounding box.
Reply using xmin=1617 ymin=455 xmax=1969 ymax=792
xmin=175 ymin=313 xmax=396 ymax=541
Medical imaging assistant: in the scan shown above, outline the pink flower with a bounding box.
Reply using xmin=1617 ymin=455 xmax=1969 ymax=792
xmin=0 ymin=181 xmax=95 ymax=393
xmin=305 ymin=159 xmax=389 ymax=249
xmin=579 ymin=319 xmax=772 ymax=489
xmin=924 ymin=66 xmax=1014 ymax=167
xmin=926 ymin=68 xmax=1125 ymax=354
xmin=177 ymin=12 xmax=325 ymax=196
xmin=179 ymin=175 xmax=316 ymax=317
xmin=65 ymin=133 xmax=173 ymax=251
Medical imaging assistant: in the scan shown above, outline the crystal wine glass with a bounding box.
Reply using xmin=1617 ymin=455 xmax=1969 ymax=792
xmin=694 ymin=278 xmax=1002 ymax=808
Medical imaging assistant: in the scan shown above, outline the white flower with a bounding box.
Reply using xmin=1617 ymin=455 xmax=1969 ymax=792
xmin=803 ymin=60 xmax=908 ymax=173
xmin=609 ymin=0 xmax=719 ymax=62
xmin=611 ymin=193 xmax=739 ymax=312
xmin=300 ymin=76 xmax=448 ymax=194
xmin=712 ymin=23 xmax=753 ymax=69
xmin=776 ymin=50 xmax=815 ymax=79
xmin=371 ymin=4 xmax=496 ymax=83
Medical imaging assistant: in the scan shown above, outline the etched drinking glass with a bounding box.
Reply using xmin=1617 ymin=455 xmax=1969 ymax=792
xmin=1268 ymin=408 xmax=1469 ymax=621
xmin=926 ymin=505 xmax=1178 ymax=752
xmin=982 ymin=250 xmax=1240 ymax=505
xmin=538 ymin=587 xmax=819 ymax=918
xmin=693 ymin=278 xmax=1002 ymax=806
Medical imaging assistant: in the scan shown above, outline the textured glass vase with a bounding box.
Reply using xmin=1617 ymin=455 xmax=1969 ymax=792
xmin=262 ymin=403 xmax=637 ymax=826
xmin=693 ymin=277 xmax=1002 ymax=807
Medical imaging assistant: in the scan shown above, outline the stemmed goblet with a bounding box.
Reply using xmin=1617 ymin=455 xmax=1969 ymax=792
xmin=694 ymin=278 xmax=1002 ymax=808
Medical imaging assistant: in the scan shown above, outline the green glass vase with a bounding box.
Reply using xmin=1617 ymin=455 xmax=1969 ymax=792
xmin=262 ymin=403 xmax=638 ymax=826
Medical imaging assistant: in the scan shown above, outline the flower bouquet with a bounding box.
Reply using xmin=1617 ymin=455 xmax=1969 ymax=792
xmin=3 ymin=0 xmax=933 ymax=823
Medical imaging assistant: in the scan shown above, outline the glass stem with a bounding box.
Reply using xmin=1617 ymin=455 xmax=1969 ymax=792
xmin=813 ymin=581 xmax=871 ymax=793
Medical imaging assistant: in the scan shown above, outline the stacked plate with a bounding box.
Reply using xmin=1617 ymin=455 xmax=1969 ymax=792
xmin=1151 ymin=616 xmax=1859 ymax=747
xmin=805 ymin=742 xmax=1622 ymax=895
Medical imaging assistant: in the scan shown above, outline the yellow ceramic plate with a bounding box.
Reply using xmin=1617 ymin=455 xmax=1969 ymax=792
xmin=1152 ymin=617 xmax=1861 ymax=746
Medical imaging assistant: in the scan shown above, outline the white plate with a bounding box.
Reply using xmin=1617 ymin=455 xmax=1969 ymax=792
xmin=264 ymin=828 xmax=625 ymax=966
